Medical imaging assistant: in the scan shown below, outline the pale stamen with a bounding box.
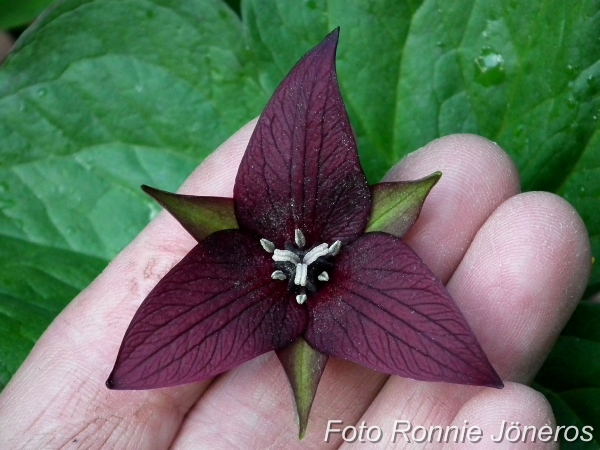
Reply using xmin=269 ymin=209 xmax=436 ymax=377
xmin=271 ymin=270 xmax=287 ymax=280
xmin=260 ymin=238 xmax=275 ymax=253
xmin=273 ymin=249 xmax=301 ymax=264
xmin=328 ymin=240 xmax=342 ymax=256
xmin=317 ymin=271 xmax=329 ymax=282
xmin=303 ymin=243 xmax=329 ymax=265
xmin=262 ymin=231 xmax=342 ymax=305
xmin=295 ymin=229 xmax=306 ymax=249
xmin=294 ymin=263 xmax=308 ymax=286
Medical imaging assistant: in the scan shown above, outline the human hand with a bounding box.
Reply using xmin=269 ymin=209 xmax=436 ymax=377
xmin=0 ymin=121 xmax=590 ymax=449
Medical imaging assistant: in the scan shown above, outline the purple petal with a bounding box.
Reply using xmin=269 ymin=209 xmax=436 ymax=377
xmin=107 ymin=230 xmax=307 ymax=389
xmin=234 ymin=29 xmax=371 ymax=248
xmin=304 ymin=233 xmax=503 ymax=388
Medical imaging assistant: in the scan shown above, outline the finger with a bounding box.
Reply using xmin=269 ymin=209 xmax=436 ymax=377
xmin=445 ymin=383 xmax=558 ymax=450
xmin=0 ymin=120 xmax=257 ymax=449
xmin=447 ymin=191 xmax=591 ymax=383
xmin=171 ymin=353 xmax=387 ymax=449
xmin=332 ymin=382 xmax=557 ymax=449
xmin=386 ymin=134 xmax=520 ymax=282
xmin=169 ymin=134 xmax=523 ymax=447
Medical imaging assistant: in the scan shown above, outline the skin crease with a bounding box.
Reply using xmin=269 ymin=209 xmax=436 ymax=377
xmin=0 ymin=121 xmax=591 ymax=449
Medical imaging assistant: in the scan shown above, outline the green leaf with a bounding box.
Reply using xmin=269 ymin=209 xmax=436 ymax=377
xmin=562 ymin=302 xmax=600 ymax=342
xmin=142 ymin=186 xmax=237 ymax=242
xmin=0 ymin=235 xmax=106 ymax=387
xmin=535 ymin=384 xmax=600 ymax=450
xmin=276 ymin=338 xmax=328 ymax=439
xmin=562 ymin=389 xmax=600 ymax=445
xmin=366 ymin=172 xmax=441 ymax=237
xmin=0 ymin=0 xmax=56 ymax=30
xmin=0 ymin=0 xmax=258 ymax=390
xmin=536 ymin=303 xmax=600 ymax=392
xmin=535 ymin=303 xmax=600 ymax=447
xmin=536 ymin=336 xmax=600 ymax=392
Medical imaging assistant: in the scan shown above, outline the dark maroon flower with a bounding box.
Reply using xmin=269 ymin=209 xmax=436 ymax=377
xmin=107 ymin=28 xmax=502 ymax=435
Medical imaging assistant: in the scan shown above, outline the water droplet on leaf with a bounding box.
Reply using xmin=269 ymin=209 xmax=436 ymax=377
xmin=474 ymin=47 xmax=505 ymax=86
xmin=566 ymin=64 xmax=579 ymax=77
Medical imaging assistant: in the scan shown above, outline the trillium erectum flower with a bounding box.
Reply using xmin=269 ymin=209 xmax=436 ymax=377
xmin=107 ymin=28 xmax=502 ymax=437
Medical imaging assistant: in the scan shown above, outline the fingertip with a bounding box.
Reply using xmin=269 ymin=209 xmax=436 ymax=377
xmin=449 ymin=191 xmax=591 ymax=382
xmin=385 ymin=134 xmax=520 ymax=190
xmin=449 ymin=382 xmax=557 ymax=450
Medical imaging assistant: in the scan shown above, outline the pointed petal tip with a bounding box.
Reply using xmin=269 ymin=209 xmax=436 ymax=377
xmin=105 ymin=374 xmax=116 ymax=390
xmin=106 ymin=370 xmax=131 ymax=390
xmin=299 ymin=427 xmax=307 ymax=440
xmin=321 ymin=27 xmax=340 ymax=55
xmin=140 ymin=184 xmax=156 ymax=194
xmin=487 ymin=373 xmax=504 ymax=389
xmin=476 ymin=362 xmax=503 ymax=389
xmin=141 ymin=184 xmax=163 ymax=202
xmin=328 ymin=26 xmax=340 ymax=41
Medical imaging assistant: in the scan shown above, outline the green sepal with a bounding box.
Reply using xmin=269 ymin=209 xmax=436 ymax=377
xmin=365 ymin=172 xmax=442 ymax=237
xmin=276 ymin=338 xmax=328 ymax=439
xmin=141 ymin=185 xmax=238 ymax=242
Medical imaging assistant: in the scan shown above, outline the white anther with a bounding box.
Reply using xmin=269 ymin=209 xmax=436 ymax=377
xmin=294 ymin=263 xmax=308 ymax=286
xmin=328 ymin=240 xmax=342 ymax=256
xmin=260 ymin=238 xmax=275 ymax=253
xmin=296 ymin=294 xmax=307 ymax=304
xmin=271 ymin=270 xmax=287 ymax=281
xmin=302 ymin=243 xmax=329 ymax=265
xmin=272 ymin=249 xmax=301 ymax=264
xmin=317 ymin=271 xmax=329 ymax=282
xmin=295 ymin=229 xmax=306 ymax=249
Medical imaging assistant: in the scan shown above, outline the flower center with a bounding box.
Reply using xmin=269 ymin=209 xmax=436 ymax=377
xmin=260 ymin=229 xmax=341 ymax=305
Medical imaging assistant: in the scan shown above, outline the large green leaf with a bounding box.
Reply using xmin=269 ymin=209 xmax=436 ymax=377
xmin=1 ymin=0 xmax=599 ymax=438
xmin=535 ymin=384 xmax=600 ymax=450
xmin=0 ymin=0 xmax=56 ymax=30
xmin=535 ymin=303 xmax=600 ymax=446
xmin=0 ymin=0 xmax=262 ymax=388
